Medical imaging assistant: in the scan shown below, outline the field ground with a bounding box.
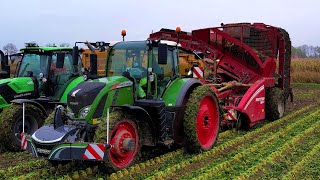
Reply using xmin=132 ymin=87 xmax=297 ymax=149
xmin=0 ymin=84 xmax=319 ymax=179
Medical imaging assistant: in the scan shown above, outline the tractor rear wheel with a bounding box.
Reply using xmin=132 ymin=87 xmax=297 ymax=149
xmin=265 ymin=87 xmax=285 ymax=121
xmin=94 ymin=110 xmax=141 ymax=171
xmin=0 ymin=104 xmax=46 ymax=151
xmin=183 ymin=86 xmax=220 ymax=153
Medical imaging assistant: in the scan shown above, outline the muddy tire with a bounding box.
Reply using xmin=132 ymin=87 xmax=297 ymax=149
xmin=183 ymin=86 xmax=221 ymax=153
xmin=0 ymin=104 xmax=46 ymax=151
xmin=94 ymin=110 xmax=142 ymax=171
xmin=44 ymin=111 xmax=55 ymax=125
xmin=265 ymin=87 xmax=285 ymax=121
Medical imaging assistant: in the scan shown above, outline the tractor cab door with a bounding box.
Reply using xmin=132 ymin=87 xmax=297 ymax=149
xmin=148 ymin=46 xmax=178 ymax=99
xmin=48 ymin=53 xmax=76 ymax=101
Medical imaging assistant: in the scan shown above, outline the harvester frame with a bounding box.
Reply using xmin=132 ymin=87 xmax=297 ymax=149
xmin=149 ymin=23 xmax=292 ymax=127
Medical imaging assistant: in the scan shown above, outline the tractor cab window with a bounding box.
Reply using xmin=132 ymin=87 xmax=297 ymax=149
xmin=152 ymin=47 xmax=175 ymax=98
xmin=107 ymin=41 xmax=148 ymax=80
xmin=49 ymin=53 xmax=74 ymax=100
xmin=152 ymin=47 xmax=174 ymax=78
xmin=18 ymin=53 xmax=49 ymax=79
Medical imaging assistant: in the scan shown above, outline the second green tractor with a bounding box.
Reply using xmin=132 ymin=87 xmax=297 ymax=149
xmin=0 ymin=43 xmax=84 ymax=150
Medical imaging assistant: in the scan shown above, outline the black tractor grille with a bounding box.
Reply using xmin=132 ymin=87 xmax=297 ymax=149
xmin=67 ymin=82 xmax=106 ymax=118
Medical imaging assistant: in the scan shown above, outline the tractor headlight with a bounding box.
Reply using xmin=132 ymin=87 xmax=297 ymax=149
xmin=79 ymin=106 xmax=91 ymax=118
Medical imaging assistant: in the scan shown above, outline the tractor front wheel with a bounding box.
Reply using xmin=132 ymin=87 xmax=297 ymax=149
xmin=94 ymin=110 xmax=141 ymax=171
xmin=0 ymin=104 xmax=46 ymax=151
xmin=183 ymin=86 xmax=220 ymax=153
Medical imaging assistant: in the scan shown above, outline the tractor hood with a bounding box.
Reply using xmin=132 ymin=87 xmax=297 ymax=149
xmin=0 ymin=77 xmax=37 ymax=109
xmin=67 ymin=76 xmax=134 ymax=121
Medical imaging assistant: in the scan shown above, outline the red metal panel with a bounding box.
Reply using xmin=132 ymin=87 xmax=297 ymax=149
xmin=237 ymin=79 xmax=266 ymax=124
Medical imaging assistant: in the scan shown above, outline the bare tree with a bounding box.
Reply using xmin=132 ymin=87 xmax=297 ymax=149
xmin=59 ymin=43 xmax=70 ymax=47
xmin=3 ymin=43 xmax=18 ymax=55
xmin=46 ymin=43 xmax=56 ymax=47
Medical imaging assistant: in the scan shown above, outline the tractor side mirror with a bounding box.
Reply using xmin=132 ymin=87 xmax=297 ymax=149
xmin=158 ymin=43 xmax=168 ymax=65
xmin=0 ymin=53 xmax=10 ymax=78
xmin=72 ymin=46 xmax=79 ymax=65
xmin=90 ymin=54 xmax=98 ymax=75
xmin=0 ymin=50 xmax=4 ymax=64
xmin=56 ymin=53 xmax=65 ymax=69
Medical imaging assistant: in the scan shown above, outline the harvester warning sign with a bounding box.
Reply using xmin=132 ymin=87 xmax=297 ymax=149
xmin=193 ymin=66 xmax=204 ymax=79
xmin=82 ymin=144 xmax=106 ymax=160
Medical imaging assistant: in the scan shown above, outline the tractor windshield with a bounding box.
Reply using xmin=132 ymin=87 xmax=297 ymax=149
xmin=107 ymin=41 xmax=148 ymax=78
xmin=17 ymin=54 xmax=49 ymax=79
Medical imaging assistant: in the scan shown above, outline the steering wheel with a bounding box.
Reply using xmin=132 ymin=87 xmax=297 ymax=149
xmin=128 ymin=67 xmax=142 ymax=79
xmin=24 ymin=71 xmax=34 ymax=77
xmin=128 ymin=66 xmax=147 ymax=78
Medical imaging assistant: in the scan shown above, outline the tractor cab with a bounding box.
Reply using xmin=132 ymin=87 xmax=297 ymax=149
xmin=106 ymin=40 xmax=180 ymax=100
xmin=17 ymin=43 xmax=82 ymax=101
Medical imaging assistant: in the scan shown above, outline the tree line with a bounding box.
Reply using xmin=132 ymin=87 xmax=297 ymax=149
xmin=292 ymin=45 xmax=320 ymax=58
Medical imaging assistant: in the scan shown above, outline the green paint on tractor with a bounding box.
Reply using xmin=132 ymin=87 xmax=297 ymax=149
xmin=0 ymin=44 xmax=85 ymax=151
xmin=162 ymin=78 xmax=190 ymax=106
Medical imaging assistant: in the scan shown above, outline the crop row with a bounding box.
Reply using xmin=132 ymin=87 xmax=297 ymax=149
xmin=0 ymin=151 xmax=36 ymax=170
xmin=12 ymin=164 xmax=99 ymax=180
xmin=177 ymin=109 xmax=320 ymax=179
xmin=237 ymin=116 xmax=320 ymax=179
xmin=282 ymin=141 xmax=320 ymax=179
xmin=1 ymin=105 xmax=316 ymax=179
xmin=108 ymin=149 xmax=184 ymax=180
xmin=0 ymin=158 xmax=48 ymax=179
xmin=197 ymin=114 xmax=320 ymax=179
xmin=108 ymin=105 xmax=316 ymax=180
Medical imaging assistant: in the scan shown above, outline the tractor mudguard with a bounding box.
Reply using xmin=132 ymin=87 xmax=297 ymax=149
xmin=11 ymin=99 xmax=48 ymax=117
xmin=171 ymin=79 xmax=202 ymax=145
xmin=111 ymin=105 xmax=156 ymax=146
xmin=175 ymin=79 xmax=202 ymax=107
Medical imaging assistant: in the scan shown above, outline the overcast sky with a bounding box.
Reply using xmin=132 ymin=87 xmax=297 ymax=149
xmin=0 ymin=0 xmax=318 ymax=49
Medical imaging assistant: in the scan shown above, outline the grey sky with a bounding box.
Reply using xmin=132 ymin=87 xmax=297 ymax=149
xmin=0 ymin=0 xmax=318 ymax=49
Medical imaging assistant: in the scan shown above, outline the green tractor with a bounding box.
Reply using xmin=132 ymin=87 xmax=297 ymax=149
xmin=25 ymin=39 xmax=220 ymax=170
xmin=0 ymin=43 xmax=85 ymax=150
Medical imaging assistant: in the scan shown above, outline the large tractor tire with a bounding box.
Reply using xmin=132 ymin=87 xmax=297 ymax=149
xmin=0 ymin=104 xmax=46 ymax=151
xmin=94 ymin=110 xmax=142 ymax=171
xmin=183 ymin=86 xmax=221 ymax=153
xmin=265 ymin=87 xmax=285 ymax=121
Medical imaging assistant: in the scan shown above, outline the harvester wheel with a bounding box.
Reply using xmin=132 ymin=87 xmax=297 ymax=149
xmin=0 ymin=104 xmax=46 ymax=151
xmin=94 ymin=110 xmax=141 ymax=171
xmin=183 ymin=86 xmax=221 ymax=153
xmin=265 ymin=87 xmax=285 ymax=121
